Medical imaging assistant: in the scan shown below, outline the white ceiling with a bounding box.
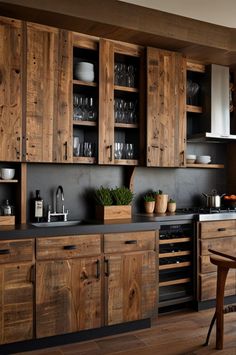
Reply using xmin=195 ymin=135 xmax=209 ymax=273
xmin=119 ymin=0 xmax=236 ymax=28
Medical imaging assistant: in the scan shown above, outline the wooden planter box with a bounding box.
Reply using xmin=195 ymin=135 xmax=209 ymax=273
xmin=0 ymin=216 xmax=15 ymax=226
xmin=96 ymin=205 xmax=132 ymax=220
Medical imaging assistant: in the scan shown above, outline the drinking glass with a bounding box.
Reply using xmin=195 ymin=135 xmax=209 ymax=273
xmin=88 ymin=97 xmax=96 ymax=121
xmin=83 ymin=142 xmax=94 ymax=157
xmin=124 ymin=143 xmax=134 ymax=159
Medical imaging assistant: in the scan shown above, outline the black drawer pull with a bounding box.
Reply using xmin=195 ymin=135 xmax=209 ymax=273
xmin=0 ymin=249 xmax=10 ymax=255
xmin=63 ymin=245 xmax=77 ymax=250
xmin=125 ymin=240 xmax=137 ymax=244
xmin=104 ymin=258 xmax=110 ymax=277
xmin=96 ymin=259 xmax=100 ymax=279
xmin=218 ymin=228 xmax=226 ymax=232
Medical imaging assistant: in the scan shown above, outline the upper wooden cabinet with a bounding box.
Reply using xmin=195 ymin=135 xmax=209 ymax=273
xmin=99 ymin=39 xmax=145 ymax=165
xmin=146 ymin=47 xmax=186 ymax=167
xmin=0 ymin=17 xmax=22 ymax=162
xmin=26 ymin=23 xmax=72 ymax=163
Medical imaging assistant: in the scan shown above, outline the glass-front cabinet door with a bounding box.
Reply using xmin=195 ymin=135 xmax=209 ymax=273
xmin=99 ymin=39 xmax=145 ymax=165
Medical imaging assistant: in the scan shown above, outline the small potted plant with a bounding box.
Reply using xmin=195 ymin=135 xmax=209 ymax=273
xmin=154 ymin=190 xmax=168 ymax=214
xmin=94 ymin=186 xmax=134 ymax=220
xmin=167 ymin=198 xmax=176 ymax=213
xmin=144 ymin=193 xmax=155 ymax=214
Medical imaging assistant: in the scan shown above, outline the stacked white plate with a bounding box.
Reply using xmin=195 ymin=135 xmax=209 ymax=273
xmin=196 ymin=155 xmax=211 ymax=164
xmin=74 ymin=62 xmax=94 ymax=82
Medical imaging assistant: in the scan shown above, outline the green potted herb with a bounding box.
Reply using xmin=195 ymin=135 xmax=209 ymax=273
xmin=154 ymin=189 xmax=168 ymax=214
xmin=143 ymin=193 xmax=155 ymax=214
xmin=167 ymin=198 xmax=176 ymax=213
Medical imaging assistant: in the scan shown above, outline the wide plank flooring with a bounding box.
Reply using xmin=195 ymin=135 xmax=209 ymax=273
xmin=17 ymin=308 xmax=236 ymax=354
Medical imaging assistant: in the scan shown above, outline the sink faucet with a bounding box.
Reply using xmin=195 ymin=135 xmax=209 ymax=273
xmin=55 ymin=185 xmax=64 ymax=213
xmin=47 ymin=185 xmax=69 ymax=222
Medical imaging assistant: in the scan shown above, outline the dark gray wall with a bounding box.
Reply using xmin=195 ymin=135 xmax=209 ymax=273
xmin=26 ymin=142 xmax=227 ymax=222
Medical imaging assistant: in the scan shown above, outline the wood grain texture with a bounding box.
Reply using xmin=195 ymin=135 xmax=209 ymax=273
xmin=0 ymin=239 xmax=34 ymax=264
xmin=36 ymin=234 xmax=101 ymax=260
xmin=146 ymin=47 xmax=186 ymax=167
xmin=26 ymin=22 xmax=58 ymax=162
xmin=98 ymin=39 xmax=114 ymax=164
xmin=0 ymin=262 xmax=34 ymax=344
xmin=53 ymin=29 xmax=72 ymax=163
xmin=0 ymin=216 xmax=15 ymax=226
xmin=36 ymin=257 xmax=102 ymax=338
xmin=105 ymin=251 xmax=156 ymax=325
xmin=199 ymin=270 xmax=236 ymax=301
xmin=0 ymin=16 xmax=22 ymax=162
xmin=104 ymin=231 xmax=156 ymax=254
xmin=200 ymin=220 xmax=236 ymax=239
xmin=96 ymin=205 xmax=132 ymax=221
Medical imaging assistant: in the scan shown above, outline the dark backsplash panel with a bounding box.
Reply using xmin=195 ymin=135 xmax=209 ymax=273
xmin=27 ymin=152 xmax=227 ymax=222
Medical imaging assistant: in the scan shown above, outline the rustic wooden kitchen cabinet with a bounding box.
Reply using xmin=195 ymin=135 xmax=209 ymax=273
xmin=198 ymin=220 xmax=236 ymax=301
xmin=0 ymin=239 xmax=34 ymax=344
xmin=146 ymin=47 xmax=186 ymax=167
xmin=103 ymin=231 xmax=157 ymax=325
xmin=0 ymin=17 xmax=22 ymax=162
xmin=26 ymin=23 xmax=72 ymax=163
xmin=99 ymin=39 xmax=145 ymax=166
xmin=35 ymin=234 xmax=102 ymax=338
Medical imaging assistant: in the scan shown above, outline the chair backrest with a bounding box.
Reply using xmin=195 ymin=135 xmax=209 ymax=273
xmin=209 ymin=248 xmax=236 ymax=269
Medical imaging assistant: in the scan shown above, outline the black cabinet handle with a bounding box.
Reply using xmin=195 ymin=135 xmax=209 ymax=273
xmin=0 ymin=249 xmax=10 ymax=255
xmin=218 ymin=228 xmax=226 ymax=232
xmin=104 ymin=258 xmax=110 ymax=277
xmin=125 ymin=240 xmax=137 ymax=244
xmin=109 ymin=145 xmax=113 ymax=162
xmin=64 ymin=141 xmax=68 ymax=161
xmin=96 ymin=259 xmax=100 ymax=279
xmin=63 ymin=245 xmax=77 ymax=250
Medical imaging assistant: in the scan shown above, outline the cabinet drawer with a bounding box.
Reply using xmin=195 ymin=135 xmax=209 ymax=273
xmin=199 ymin=269 xmax=236 ymax=301
xmin=200 ymin=236 xmax=236 ymax=256
xmin=36 ymin=234 xmax=101 ymax=260
xmin=0 ymin=239 xmax=34 ymax=263
xmin=200 ymin=220 xmax=236 ymax=239
xmin=104 ymin=231 xmax=156 ymax=253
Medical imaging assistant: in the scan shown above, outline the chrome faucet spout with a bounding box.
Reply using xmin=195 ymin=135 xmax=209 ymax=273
xmin=56 ymin=185 xmax=64 ymax=201
xmin=49 ymin=185 xmax=68 ymax=222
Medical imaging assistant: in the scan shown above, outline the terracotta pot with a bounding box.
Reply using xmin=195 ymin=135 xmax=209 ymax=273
xmin=144 ymin=201 xmax=155 ymax=214
xmin=167 ymin=202 xmax=176 ymax=213
xmin=155 ymin=194 xmax=168 ymax=213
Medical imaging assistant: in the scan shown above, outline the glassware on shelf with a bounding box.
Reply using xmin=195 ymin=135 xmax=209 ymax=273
xmin=114 ymin=98 xmax=138 ymax=124
xmin=186 ymin=80 xmax=200 ymax=105
xmin=114 ymin=62 xmax=137 ymax=88
xmin=124 ymin=143 xmax=134 ymax=159
xmin=114 ymin=142 xmax=123 ymax=159
xmin=73 ymin=94 xmax=97 ymax=122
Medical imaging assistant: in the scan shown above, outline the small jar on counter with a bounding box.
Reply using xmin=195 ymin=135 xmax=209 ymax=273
xmin=1 ymin=200 xmax=14 ymax=216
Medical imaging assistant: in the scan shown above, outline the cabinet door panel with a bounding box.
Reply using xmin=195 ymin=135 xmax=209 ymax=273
xmin=147 ymin=47 xmax=186 ymax=167
xmin=0 ymin=262 xmax=34 ymax=344
xmin=26 ymin=23 xmax=58 ymax=162
xmin=36 ymin=257 xmax=102 ymax=338
xmin=0 ymin=17 xmax=22 ymax=161
xmin=200 ymin=269 xmax=236 ymax=301
xmin=106 ymin=251 xmax=156 ymax=325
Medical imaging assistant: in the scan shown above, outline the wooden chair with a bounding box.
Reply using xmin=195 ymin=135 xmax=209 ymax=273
xmin=204 ymin=248 xmax=236 ymax=350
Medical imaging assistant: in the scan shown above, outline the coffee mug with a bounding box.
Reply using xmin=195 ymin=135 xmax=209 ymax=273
xmin=0 ymin=168 xmax=15 ymax=180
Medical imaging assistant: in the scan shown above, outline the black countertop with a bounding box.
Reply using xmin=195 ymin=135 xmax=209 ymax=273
xmin=0 ymin=212 xmax=196 ymax=240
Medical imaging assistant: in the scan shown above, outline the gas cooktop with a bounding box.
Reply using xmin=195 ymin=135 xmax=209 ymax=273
xmin=176 ymin=207 xmax=236 ymax=221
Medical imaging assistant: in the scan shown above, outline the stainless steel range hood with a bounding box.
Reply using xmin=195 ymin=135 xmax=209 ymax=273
xmin=188 ymin=64 xmax=236 ymax=142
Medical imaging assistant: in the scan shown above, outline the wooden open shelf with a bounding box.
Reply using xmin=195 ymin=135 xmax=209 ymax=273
xmin=73 ymin=79 xmax=97 ymax=87
xmin=114 ymin=159 xmax=138 ymax=166
xmin=186 ymin=105 xmax=203 ymax=113
xmin=73 ymin=120 xmax=97 ymax=127
xmin=159 ymin=237 xmax=191 ymax=244
xmin=186 ymin=61 xmax=206 ymax=73
xmin=186 ymin=164 xmax=224 ymax=169
xmin=114 ymin=123 xmax=138 ymax=129
xmin=73 ymin=156 xmax=96 ymax=164
xmin=159 ymin=261 xmax=191 ymax=270
xmin=0 ymin=179 xmax=18 ymax=183
xmin=114 ymin=85 xmax=138 ymax=93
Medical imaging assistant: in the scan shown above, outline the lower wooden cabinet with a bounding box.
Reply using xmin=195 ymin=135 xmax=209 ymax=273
xmin=36 ymin=257 xmax=102 ymax=338
xmin=105 ymin=251 xmax=156 ymax=325
xmin=0 ymin=239 xmax=34 ymax=345
xmin=198 ymin=221 xmax=236 ymax=301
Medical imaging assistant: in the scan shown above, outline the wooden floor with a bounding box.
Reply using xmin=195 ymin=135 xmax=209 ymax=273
xmin=17 ymin=308 xmax=236 ymax=355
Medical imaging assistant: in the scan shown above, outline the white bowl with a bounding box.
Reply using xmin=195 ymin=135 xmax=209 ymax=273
xmin=196 ymin=155 xmax=211 ymax=164
xmin=74 ymin=70 xmax=94 ymax=82
xmin=76 ymin=62 xmax=94 ymax=71
xmin=186 ymin=154 xmax=196 ymax=160
xmin=0 ymin=168 xmax=15 ymax=180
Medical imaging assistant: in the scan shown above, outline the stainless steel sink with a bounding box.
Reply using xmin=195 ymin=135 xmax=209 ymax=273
xmin=31 ymin=220 xmax=83 ymax=228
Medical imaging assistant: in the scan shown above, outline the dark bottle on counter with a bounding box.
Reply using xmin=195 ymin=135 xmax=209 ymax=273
xmin=34 ymin=190 xmax=43 ymax=222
